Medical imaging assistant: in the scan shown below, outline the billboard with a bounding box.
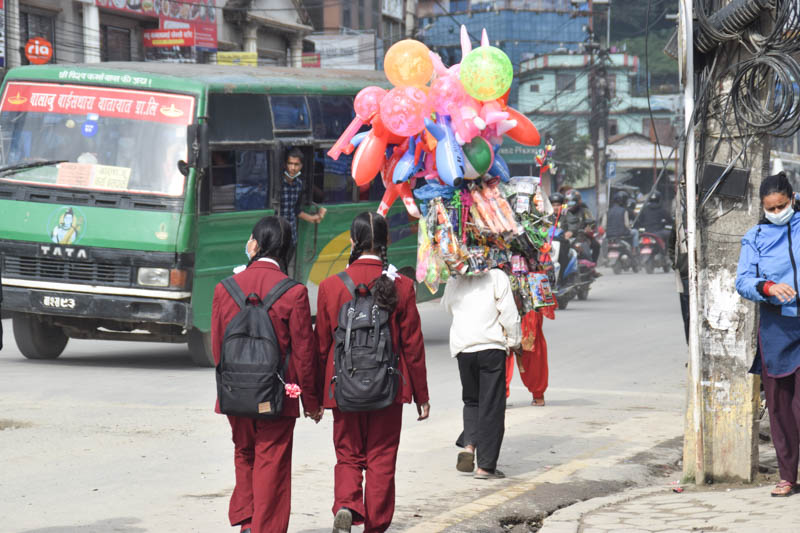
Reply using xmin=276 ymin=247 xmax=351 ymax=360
xmin=305 ymin=33 xmax=376 ymax=70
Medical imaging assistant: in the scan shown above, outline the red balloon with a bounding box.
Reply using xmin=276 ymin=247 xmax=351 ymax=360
xmin=505 ymin=107 xmax=541 ymax=146
xmin=352 ymin=131 xmax=387 ymax=186
xmin=377 ymin=141 xmax=420 ymax=218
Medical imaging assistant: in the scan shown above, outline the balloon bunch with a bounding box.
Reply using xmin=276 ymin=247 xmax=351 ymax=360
xmin=327 ymin=26 xmax=541 ymax=218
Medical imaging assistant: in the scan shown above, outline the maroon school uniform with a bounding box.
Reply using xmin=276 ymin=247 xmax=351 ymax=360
xmin=212 ymin=260 xmax=320 ymax=533
xmin=315 ymin=256 xmax=429 ymax=532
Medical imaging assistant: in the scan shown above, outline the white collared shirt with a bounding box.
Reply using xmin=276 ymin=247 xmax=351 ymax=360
xmin=257 ymin=257 xmax=280 ymax=267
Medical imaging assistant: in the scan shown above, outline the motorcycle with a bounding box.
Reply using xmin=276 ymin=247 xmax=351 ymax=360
xmin=570 ymin=231 xmax=598 ymax=301
xmin=550 ymin=230 xmax=596 ymax=309
xmin=607 ymin=237 xmax=639 ymax=275
xmin=638 ymin=228 xmax=671 ymax=274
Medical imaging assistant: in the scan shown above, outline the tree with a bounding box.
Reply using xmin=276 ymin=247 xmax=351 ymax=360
xmin=542 ymin=120 xmax=592 ymax=187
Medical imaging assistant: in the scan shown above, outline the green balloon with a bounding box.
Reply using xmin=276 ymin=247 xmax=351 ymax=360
xmin=460 ymin=46 xmax=513 ymax=101
xmin=463 ymin=137 xmax=494 ymax=179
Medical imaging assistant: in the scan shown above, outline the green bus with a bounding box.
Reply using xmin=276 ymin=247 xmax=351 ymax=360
xmin=0 ymin=62 xmax=422 ymax=367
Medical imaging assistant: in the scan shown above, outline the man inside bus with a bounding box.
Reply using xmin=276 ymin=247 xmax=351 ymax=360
xmin=280 ymin=147 xmax=326 ymax=275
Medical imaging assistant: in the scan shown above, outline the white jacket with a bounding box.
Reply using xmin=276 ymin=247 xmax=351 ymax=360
xmin=441 ymin=269 xmax=522 ymax=357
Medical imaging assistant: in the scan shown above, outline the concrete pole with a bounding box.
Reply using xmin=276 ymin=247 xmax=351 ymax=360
xmin=243 ymin=23 xmax=258 ymax=54
xmin=6 ymin=0 xmax=20 ymax=68
xmin=681 ymin=0 xmax=705 ymax=485
xmin=291 ymin=35 xmax=303 ymax=68
xmin=82 ymin=3 xmax=101 ymax=63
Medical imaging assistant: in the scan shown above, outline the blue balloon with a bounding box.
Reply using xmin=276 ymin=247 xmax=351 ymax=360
xmin=350 ymin=131 xmax=369 ymax=148
xmin=393 ymin=136 xmax=424 ymax=184
xmin=424 ymin=116 xmax=465 ymax=187
xmin=488 ymin=147 xmax=510 ymax=182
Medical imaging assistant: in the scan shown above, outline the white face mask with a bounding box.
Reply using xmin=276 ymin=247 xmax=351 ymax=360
xmin=245 ymin=238 xmax=255 ymax=260
xmin=284 ymin=170 xmax=301 ymax=180
xmin=765 ymin=205 xmax=794 ymax=226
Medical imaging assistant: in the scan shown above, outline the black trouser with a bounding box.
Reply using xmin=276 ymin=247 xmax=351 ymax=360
xmin=589 ymin=237 xmax=600 ymax=263
xmin=556 ymin=235 xmax=570 ymax=285
xmin=455 ymin=349 xmax=506 ymax=472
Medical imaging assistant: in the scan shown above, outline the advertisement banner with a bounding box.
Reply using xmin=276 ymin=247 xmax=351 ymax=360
xmin=217 ymin=51 xmax=258 ymax=66
xmin=95 ymin=0 xmax=217 ymax=49
xmin=0 ymin=82 xmax=196 ymax=126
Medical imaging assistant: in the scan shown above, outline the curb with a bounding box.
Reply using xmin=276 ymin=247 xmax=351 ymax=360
xmin=537 ymin=486 xmax=666 ymax=533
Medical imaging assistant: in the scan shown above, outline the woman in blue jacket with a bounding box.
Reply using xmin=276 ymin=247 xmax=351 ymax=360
xmin=736 ymin=172 xmax=800 ymax=497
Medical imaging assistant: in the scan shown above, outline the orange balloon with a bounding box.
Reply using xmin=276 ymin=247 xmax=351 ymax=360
xmin=383 ymin=39 xmax=434 ymax=87
xmin=505 ymin=107 xmax=541 ymax=146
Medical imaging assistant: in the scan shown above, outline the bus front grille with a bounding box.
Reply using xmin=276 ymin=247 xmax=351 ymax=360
xmin=3 ymin=256 xmax=133 ymax=286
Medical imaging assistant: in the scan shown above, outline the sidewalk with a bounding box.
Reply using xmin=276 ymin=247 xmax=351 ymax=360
xmin=539 ymin=482 xmax=796 ymax=533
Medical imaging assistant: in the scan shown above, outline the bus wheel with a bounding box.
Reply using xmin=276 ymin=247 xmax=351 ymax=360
xmin=187 ymin=328 xmax=215 ymax=367
xmin=13 ymin=314 xmax=68 ymax=360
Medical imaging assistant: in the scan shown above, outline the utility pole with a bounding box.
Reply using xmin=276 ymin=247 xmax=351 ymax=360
xmin=585 ymin=0 xmax=610 ymax=219
xmin=681 ymin=0 xmax=771 ymax=483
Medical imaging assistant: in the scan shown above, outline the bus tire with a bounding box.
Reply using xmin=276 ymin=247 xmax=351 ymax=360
xmin=187 ymin=328 xmax=215 ymax=367
xmin=13 ymin=314 xmax=68 ymax=360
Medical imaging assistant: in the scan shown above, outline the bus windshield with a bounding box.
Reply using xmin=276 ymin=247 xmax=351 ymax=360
xmin=0 ymin=81 xmax=195 ymax=197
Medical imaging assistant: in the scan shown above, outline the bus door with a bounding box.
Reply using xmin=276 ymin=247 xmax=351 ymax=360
xmin=191 ymin=93 xmax=275 ymax=342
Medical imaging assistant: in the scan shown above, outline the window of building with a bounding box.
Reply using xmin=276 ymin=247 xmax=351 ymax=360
xmin=101 ymin=25 xmax=132 ymax=62
xmin=210 ymin=150 xmax=271 ymax=212
xmin=372 ymin=0 xmax=380 ymax=29
xmin=529 ymin=84 xmax=540 ymax=92
xmin=343 ymin=1 xmax=352 ymax=28
xmin=643 ymin=118 xmax=675 ymax=143
xmin=606 ymin=74 xmax=617 ymax=99
xmin=451 ymin=0 xmax=468 ymax=11
xmin=608 ymin=119 xmax=618 ymax=137
xmin=19 ymin=8 xmax=56 ymax=65
xmin=208 ymin=93 xmax=273 ymax=143
xmin=556 ymin=73 xmax=576 ymax=92
xmin=358 ymin=0 xmax=365 ymax=28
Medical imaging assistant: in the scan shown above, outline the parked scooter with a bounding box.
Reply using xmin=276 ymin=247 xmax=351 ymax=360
xmin=607 ymin=237 xmax=639 ymax=275
xmin=638 ymin=227 xmax=671 ymax=274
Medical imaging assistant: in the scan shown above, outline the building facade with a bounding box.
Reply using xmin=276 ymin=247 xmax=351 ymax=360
xmin=3 ymin=0 xmax=311 ymax=68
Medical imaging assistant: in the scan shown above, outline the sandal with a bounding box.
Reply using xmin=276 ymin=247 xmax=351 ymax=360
xmin=457 ymin=451 xmax=475 ymax=472
xmin=531 ymin=397 xmax=545 ymax=407
xmin=771 ymin=480 xmax=796 ymax=497
xmin=474 ymin=469 xmax=505 ymax=480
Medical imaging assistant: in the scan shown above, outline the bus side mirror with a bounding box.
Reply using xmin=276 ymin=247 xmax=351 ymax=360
xmin=187 ymin=123 xmax=210 ymax=169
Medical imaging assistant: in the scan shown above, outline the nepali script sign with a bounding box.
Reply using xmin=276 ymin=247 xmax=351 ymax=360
xmin=0 ymin=82 xmax=195 ymax=126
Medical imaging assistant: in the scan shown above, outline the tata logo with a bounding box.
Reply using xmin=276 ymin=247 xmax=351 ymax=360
xmin=39 ymin=245 xmax=89 ymax=260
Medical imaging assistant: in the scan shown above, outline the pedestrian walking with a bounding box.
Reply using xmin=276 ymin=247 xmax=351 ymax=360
xmin=736 ymin=172 xmax=800 ymax=497
xmin=442 ymin=268 xmax=521 ymax=479
xmin=315 ymin=212 xmax=430 ymax=533
xmin=211 ymin=216 xmax=322 ymax=533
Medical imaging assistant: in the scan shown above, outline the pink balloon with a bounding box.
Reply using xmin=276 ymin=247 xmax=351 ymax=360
xmin=354 ymin=86 xmax=387 ymax=119
xmin=379 ymin=86 xmax=431 ymax=137
xmin=430 ymin=75 xmax=467 ymax=116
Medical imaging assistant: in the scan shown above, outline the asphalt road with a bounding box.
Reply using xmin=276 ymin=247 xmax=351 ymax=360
xmin=0 ymin=268 xmax=688 ymax=533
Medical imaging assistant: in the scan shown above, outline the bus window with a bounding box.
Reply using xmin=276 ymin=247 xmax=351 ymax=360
xmin=208 ymin=94 xmax=272 ymax=143
xmin=309 ymin=95 xmax=354 ymax=140
xmin=358 ymin=171 xmax=386 ymax=202
xmin=210 ymin=149 xmax=270 ymax=212
xmin=313 ymin=149 xmax=354 ymax=204
xmin=271 ymin=96 xmax=311 ymax=132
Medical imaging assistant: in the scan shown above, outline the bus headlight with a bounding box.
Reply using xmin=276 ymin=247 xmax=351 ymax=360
xmin=137 ymin=267 xmax=170 ymax=287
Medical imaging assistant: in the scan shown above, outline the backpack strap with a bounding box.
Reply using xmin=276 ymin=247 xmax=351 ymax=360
xmin=337 ymin=271 xmax=357 ymax=298
xmin=221 ymin=277 xmax=247 ymax=309
xmin=262 ymin=278 xmax=300 ymax=311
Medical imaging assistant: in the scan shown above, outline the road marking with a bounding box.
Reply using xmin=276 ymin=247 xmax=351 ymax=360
xmin=404 ymin=414 xmax=681 ymax=533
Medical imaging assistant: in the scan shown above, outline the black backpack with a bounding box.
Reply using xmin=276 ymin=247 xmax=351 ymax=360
xmin=332 ymin=272 xmax=399 ymax=412
xmin=216 ymin=276 xmax=299 ymax=419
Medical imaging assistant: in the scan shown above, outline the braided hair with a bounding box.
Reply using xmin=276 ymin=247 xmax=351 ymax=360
xmin=349 ymin=212 xmax=398 ymax=312
xmin=248 ymin=215 xmax=293 ymax=273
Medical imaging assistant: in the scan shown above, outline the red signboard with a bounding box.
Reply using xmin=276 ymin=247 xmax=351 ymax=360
xmin=143 ymin=28 xmax=195 ymax=47
xmin=95 ymin=0 xmax=217 ymax=49
xmin=25 ymin=37 xmax=53 ymax=65
xmin=0 ymin=82 xmax=195 ymax=126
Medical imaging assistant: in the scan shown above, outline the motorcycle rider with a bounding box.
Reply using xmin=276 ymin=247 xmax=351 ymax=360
xmin=563 ymin=190 xmax=600 ymax=263
xmin=549 ymin=192 xmax=571 ymax=285
xmin=637 ymin=191 xmax=673 ymax=245
xmin=607 ymin=191 xmax=639 ymax=251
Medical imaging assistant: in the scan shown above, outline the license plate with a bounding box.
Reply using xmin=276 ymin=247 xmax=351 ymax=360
xmin=640 ymin=248 xmax=652 ymax=255
xmin=33 ymin=293 xmax=86 ymax=313
xmin=607 ymin=251 xmax=619 ymax=258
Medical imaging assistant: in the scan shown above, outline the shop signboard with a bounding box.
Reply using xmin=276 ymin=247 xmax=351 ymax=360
xmin=96 ymin=0 xmax=217 ymax=49
xmin=217 ymin=51 xmax=258 ymax=66
xmin=143 ymin=28 xmax=195 ymax=47
xmin=25 ymin=37 xmax=53 ymax=65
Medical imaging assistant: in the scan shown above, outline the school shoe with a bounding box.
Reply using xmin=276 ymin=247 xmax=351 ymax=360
xmin=332 ymin=508 xmax=353 ymax=533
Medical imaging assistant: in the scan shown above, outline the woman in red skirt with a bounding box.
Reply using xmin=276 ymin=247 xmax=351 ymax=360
xmin=211 ymin=216 xmax=322 ymax=533
xmin=315 ymin=212 xmax=430 ymax=533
